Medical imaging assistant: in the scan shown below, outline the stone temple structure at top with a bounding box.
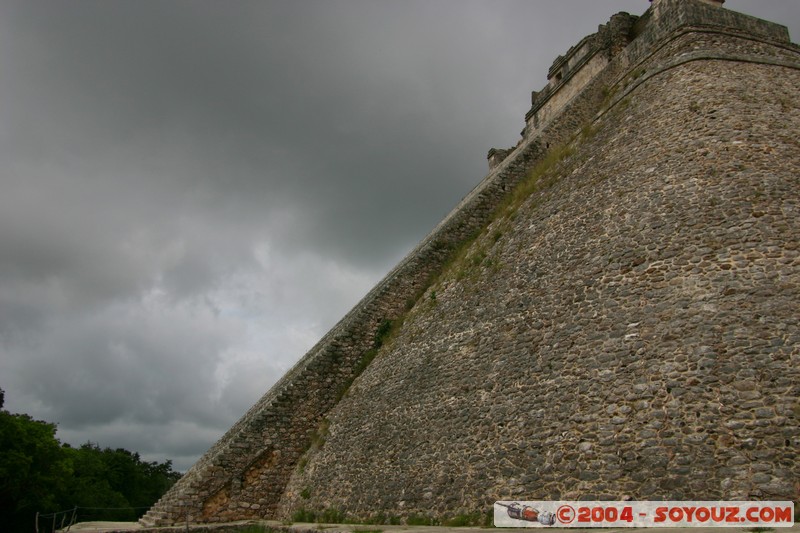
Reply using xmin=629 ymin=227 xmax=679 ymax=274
xmin=142 ymin=0 xmax=800 ymax=526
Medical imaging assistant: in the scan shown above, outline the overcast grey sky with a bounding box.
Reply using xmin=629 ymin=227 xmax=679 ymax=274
xmin=1 ymin=1 xmax=797 ymax=472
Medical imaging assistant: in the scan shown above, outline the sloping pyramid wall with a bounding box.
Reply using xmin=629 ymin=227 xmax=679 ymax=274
xmin=280 ymin=41 xmax=800 ymax=524
xmin=143 ymin=1 xmax=800 ymax=526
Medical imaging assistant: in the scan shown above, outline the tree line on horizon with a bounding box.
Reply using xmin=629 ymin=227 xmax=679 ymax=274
xmin=0 ymin=388 xmax=182 ymax=533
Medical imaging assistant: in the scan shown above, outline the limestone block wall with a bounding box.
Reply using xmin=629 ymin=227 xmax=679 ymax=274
xmin=279 ymin=30 xmax=800 ymax=522
xmin=143 ymin=0 xmax=799 ymax=526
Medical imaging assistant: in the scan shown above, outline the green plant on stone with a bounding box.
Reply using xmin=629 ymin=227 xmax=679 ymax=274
xmin=474 ymin=250 xmax=487 ymax=266
xmin=406 ymin=514 xmax=438 ymax=526
xmin=601 ymin=84 xmax=620 ymax=108
xmin=352 ymin=348 xmax=378 ymax=379
xmin=444 ymin=513 xmax=486 ymax=527
xmin=320 ymin=508 xmax=347 ymax=523
xmin=502 ymin=141 xmax=575 ymax=217
xmin=427 ymin=229 xmax=482 ymax=286
xmin=373 ymin=318 xmax=393 ymax=348
xmin=484 ymin=508 xmax=494 ymax=527
xmin=292 ymin=508 xmax=317 ymax=523
xmin=581 ymin=121 xmax=599 ymax=140
xmin=334 ymin=317 xmax=400 ymax=403
xmin=309 ymin=418 xmax=329 ymax=449
xmin=363 ymin=512 xmax=386 ymax=525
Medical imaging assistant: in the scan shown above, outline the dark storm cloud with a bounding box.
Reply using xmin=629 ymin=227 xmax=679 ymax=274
xmin=0 ymin=0 xmax=796 ymax=471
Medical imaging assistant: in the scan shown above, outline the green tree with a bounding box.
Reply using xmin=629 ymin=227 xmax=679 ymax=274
xmin=0 ymin=389 xmax=181 ymax=531
xmin=62 ymin=443 xmax=180 ymax=521
xmin=0 ymin=410 xmax=72 ymax=532
xmin=61 ymin=443 xmax=133 ymax=521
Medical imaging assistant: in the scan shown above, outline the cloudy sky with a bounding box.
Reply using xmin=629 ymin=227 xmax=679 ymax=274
xmin=1 ymin=1 xmax=797 ymax=472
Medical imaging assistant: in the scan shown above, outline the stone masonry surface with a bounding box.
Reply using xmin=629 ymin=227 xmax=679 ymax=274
xmin=143 ymin=0 xmax=799 ymax=526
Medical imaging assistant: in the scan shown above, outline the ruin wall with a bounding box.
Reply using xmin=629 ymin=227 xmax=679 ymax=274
xmin=280 ymin=19 xmax=800 ymax=521
xmin=142 ymin=0 xmax=799 ymax=526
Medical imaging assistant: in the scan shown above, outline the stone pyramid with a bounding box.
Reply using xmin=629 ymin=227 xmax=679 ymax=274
xmin=142 ymin=0 xmax=800 ymax=526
